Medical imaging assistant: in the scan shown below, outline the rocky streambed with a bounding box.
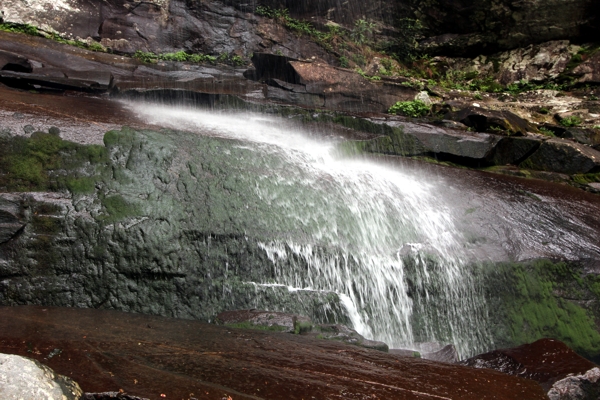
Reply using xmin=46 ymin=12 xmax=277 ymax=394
xmin=1 ymin=0 xmax=600 ymax=397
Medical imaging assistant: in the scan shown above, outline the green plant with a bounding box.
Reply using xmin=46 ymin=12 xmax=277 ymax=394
xmin=0 ymin=22 xmax=38 ymax=36
xmin=161 ymin=51 xmax=189 ymax=62
xmin=388 ymin=100 xmax=430 ymax=117
xmin=351 ymin=18 xmax=375 ymax=45
xmin=339 ymin=56 xmax=349 ymax=68
xmin=538 ymin=127 xmax=556 ymax=137
xmin=560 ymin=115 xmax=583 ymax=127
xmin=133 ymin=50 xmax=159 ymax=63
xmin=589 ymin=94 xmax=599 ymax=101
xmin=594 ymin=125 xmax=600 ymax=130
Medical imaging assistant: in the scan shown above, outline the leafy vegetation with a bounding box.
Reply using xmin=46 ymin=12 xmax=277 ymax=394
xmin=538 ymin=127 xmax=556 ymax=137
xmin=388 ymin=100 xmax=430 ymax=117
xmin=351 ymin=19 xmax=376 ymax=45
xmin=0 ymin=22 xmax=38 ymax=36
xmin=560 ymin=115 xmax=583 ymax=127
xmin=133 ymin=50 xmax=245 ymax=66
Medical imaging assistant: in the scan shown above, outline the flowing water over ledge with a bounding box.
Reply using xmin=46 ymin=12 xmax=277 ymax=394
xmin=121 ymin=102 xmax=599 ymax=357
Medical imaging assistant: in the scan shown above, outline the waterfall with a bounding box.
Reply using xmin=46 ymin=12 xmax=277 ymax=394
xmin=126 ymin=102 xmax=493 ymax=357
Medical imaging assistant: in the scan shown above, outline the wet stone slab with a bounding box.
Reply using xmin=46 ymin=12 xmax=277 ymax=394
xmin=0 ymin=305 xmax=548 ymax=400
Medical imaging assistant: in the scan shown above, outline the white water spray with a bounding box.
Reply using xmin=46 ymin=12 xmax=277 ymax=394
xmin=126 ymin=102 xmax=492 ymax=357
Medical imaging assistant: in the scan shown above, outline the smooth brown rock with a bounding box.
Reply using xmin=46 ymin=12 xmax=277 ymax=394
xmin=462 ymin=338 xmax=598 ymax=391
xmin=0 ymin=305 xmax=548 ymax=400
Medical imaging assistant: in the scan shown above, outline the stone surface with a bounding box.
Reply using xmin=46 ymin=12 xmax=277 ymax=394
xmin=489 ymin=136 xmax=541 ymax=166
xmin=547 ymin=367 xmax=600 ymax=400
xmin=410 ymin=0 xmax=599 ymax=56
xmin=309 ymin=324 xmax=389 ymax=352
xmin=439 ymin=40 xmax=580 ymax=85
xmin=0 ymin=353 xmax=83 ymax=400
xmin=560 ymin=128 xmax=600 ymax=147
xmin=520 ymin=138 xmax=600 ymax=174
xmin=446 ymin=106 xmax=538 ymax=136
xmin=462 ymin=339 xmax=598 ymax=391
xmin=0 ymin=49 xmax=32 ymax=73
xmin=571 ymin=52 xmax=600 ymax=84
xmin=422 ymin=344 xmax=460 ymax=364
xmin=0 ymin=305 xmax=550 ymax=400
xmin=0 ymin=70 xmax=112 ymax=92
xmin=216 ymin=309 xmax=311 ymax=333
xmin=252 ymin=55 xmax=417 ymax=112
xmin=0 ymin=0 xmax=334 ymax=61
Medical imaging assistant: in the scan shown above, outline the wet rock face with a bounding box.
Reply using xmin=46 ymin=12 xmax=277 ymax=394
xmin=0 ymin=128 xmax=350 ymax=324
xmin=0 ymin=305 xmax=550 ymax=400
xmin=439 ymin=40 xmax=580 ymax=85
xmin=462 ymin=339 xmax=600 ymax=399
xmin=0 ymin=353 xmax=83 ymax=400
xmin=0 ymin=0 xmax=332 ymax=59
xmin=571 ymin=52 xmax=600 ymax=84
xmin=411 ymin=0 xmax=599 ymax=56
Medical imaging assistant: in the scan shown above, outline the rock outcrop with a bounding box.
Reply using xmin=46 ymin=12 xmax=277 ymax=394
xmin=462 ymin=339 xmax=600 ymax=399
xmin=0 ymin=353 xmax=83 ymax=400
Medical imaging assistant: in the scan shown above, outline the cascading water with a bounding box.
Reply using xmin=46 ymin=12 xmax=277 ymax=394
xmin=126 ymin=102 xmax=493 ymax=357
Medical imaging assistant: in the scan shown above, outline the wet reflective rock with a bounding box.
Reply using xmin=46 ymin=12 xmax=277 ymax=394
xmin=0 ymin=305 xmax=548 ymax=400
xmin=461 ymin=338 xmax=599 ymax=391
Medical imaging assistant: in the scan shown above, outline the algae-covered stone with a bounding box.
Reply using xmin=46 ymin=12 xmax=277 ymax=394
xmin=482 ymin=259 xmax=600 ymax=362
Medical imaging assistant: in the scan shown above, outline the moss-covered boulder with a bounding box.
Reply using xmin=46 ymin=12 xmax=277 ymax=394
xmin=483 ymin=259 xmax=600 ymax=362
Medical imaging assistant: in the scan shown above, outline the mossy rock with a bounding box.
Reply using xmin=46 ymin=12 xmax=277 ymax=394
xmin=483 ymin=259 xmax=600 ymax=362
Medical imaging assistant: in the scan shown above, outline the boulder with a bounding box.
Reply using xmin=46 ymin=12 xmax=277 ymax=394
xmin=252 ymin=54 xmax=417 ymax=112
xmin=547 ymin=367 xmax=600 ymax=400
xmin=571 ymin=52 xmax=600 ymax=84
xmin=445 ymin=106 xmax=538 ymax=135
xmin=560 ymin=128 xmax=600 ymax=147
xmin=489 ymin=136 xmax=542 ymax=166
xmin=0 ymin=49 xmax=32 ymax=73
xmin=422 ymin=344 xmax=459 ymax=364
xmin=520 ymin=138 xmax=600 ymax=174
xmin=313 ymin=324 xmax=389 ymax=352
xmin=0 ymin=353 xmax=83 ymax=400
xmin=462 ymin=339 xmax=600 ymax=397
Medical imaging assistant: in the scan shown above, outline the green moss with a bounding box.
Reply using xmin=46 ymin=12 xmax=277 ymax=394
xmin=294 ymin=321 xmax=313 ymax=334
xmin=488 ymin=259 xmax=600 ymax=359
xmin=100 ymin=195 xmax=141 ymax=222
xmin=0 ymin=132 xmax=106 ymax=192
xmin=224 ymin=321 xmax=288 ymax=332
xmin=572 ymin=173 xmax=600 ymax=185
xmin=66 ymin=177 xmax=96 ymax=194
xmin=0 ymin=22 xmax=38 ymax=36
xmin=31 ymin=216 xmax=61 ymax=235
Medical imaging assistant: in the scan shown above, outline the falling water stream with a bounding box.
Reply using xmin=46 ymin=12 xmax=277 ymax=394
xmin=123 ymin=102 xmax=499 ymax=357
